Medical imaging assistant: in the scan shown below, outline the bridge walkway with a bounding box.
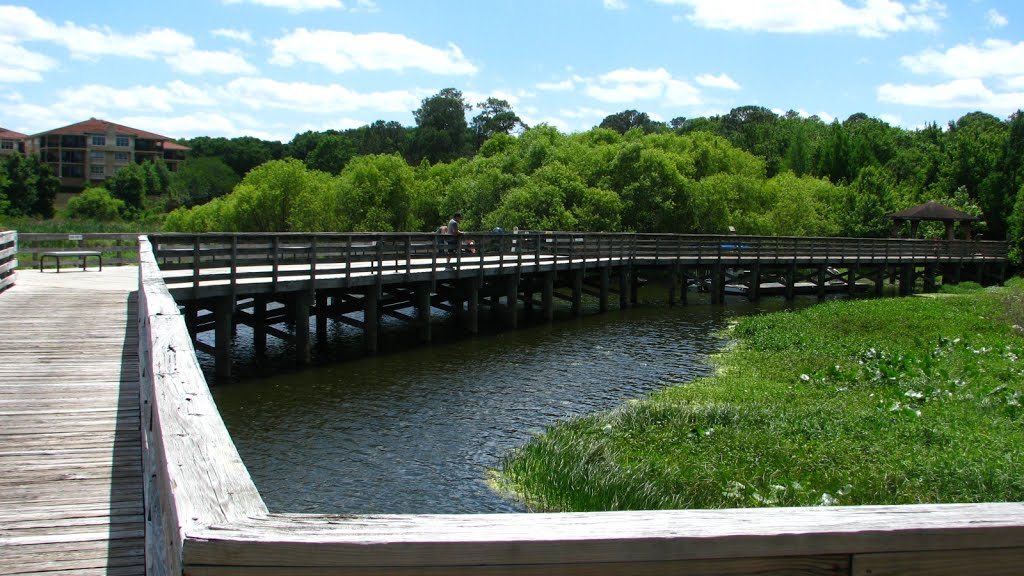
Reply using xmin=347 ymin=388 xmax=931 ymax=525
xmin=0 ymin=267 xmax=143 ymax=576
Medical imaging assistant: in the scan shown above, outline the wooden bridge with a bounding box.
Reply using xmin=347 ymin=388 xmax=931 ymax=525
xmin=0 ymin=245 xmax=143 ymax=575
xmin=147 ymin=231 xmax=1008 ymax=379
xmin=4 ymin=229 xmax=1022 ymax=575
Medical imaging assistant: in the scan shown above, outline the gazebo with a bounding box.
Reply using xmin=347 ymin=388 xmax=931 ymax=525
xmin=887 ymin=201 xmax=979 ymax=240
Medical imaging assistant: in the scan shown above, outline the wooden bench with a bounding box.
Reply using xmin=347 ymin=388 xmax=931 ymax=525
xmin=39 ymin=250 xmax=103 ymax=273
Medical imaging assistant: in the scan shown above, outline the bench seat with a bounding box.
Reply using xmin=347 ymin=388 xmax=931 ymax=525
xmin=40 ymin=250 xmax=103 ymax=273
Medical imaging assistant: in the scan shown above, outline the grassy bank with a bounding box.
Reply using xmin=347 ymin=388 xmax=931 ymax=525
xmin=497 ymin=280 xmax=1024 ymax=511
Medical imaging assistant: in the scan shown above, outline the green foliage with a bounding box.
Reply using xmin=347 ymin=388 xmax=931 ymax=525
xmin=305 ymin=134 xmax=357 ymax=175
xmin=106 ymin=162 xmax=148 ymax=212
xmin=171 ymin=156 xmax=240 ymax=208
xmin=500 ymin=287 xmax=1024 ymax=511
xmin=62 ymin=187 xmax=126 ymax=221
xmin=410 ymin=87 xmax=471 ymax=164
xmin=335 ymin=154 xmax=417 ymax=231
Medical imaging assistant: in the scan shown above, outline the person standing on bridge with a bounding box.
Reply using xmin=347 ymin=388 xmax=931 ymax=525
xmin=447 ymin=212 xmax=463 ymax=236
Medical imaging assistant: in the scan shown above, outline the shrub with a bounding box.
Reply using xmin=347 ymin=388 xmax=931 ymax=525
xmin=62 ymin=187 xmax=126 ymax=221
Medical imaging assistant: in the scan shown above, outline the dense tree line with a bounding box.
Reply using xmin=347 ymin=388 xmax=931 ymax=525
xmin=0 ymin=153 xmax=59 ymax=219
xmin=4 ymin=85 xmax=1021 ymax=264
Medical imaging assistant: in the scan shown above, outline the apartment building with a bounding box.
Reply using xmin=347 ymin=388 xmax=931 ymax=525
xmin=26 ymin=118 xmax=188 ymax=189
xmin=0 ymin=128 xmax=27 ymax=157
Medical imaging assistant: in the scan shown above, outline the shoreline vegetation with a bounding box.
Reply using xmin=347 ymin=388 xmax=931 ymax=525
xmin=496 ymin=280 xmax=1024 ymax=511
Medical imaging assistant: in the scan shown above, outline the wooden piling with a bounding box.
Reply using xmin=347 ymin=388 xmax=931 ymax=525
xmin=571 ymin=270 xmax=583 ymax=317
xmin=504 ymin=275 xmax=519 ymax=328
xmin=416 ymin=283 xmax=432 ymax=342
xmin=599 ymin=267 xmax=610 ymax=312
xmin=252 ymin=295 xmax=266 ymax=358
xmin=293 ymin=291 xmax=312 ymax=365
xmin=214 ymin=295 xmax=233 ymax=380
xmin=467 ymin=278 xmax=480 ymax=334
xmin=542 ymin=271 xmax=555 ymax=321
xmin=364 ymin=286 xmax=379 ymax=354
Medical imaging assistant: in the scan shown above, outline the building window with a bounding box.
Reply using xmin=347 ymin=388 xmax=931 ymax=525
xmin=1 ymin=140 xmax=13 ymax=150
xmin=116 ymin=135 xmax=130 ymax=147
xmin=114 ymin=152 xmax=129 ymax=162
xmin=90 ymin=151 xmax=105 ymax=162
xmin=91 ymin=135 xmax=106 ymax=146
xmin=90 ymin=165 xmax=105 ymax=176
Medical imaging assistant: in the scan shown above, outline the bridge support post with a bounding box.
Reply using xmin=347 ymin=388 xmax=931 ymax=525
xmin=505 ymin=275 xmax=519 ymax=328
xmin=630 ymin=270 xmax=640 ymax=305
xmin=315 ymin=292 xmax=328 ymax=345
xmin=542 ymin=272 xmax=555 ymax=321
xmin=710 ymin=263 xmax=723 ymax=305
xmin=900 ymin=264 xmax=915 ymax=296
xmin=184 ymin=302 xmax=198 ymax=340
xmin=946 ymin=262 xmax=962 ymax=285
xmin=572 ymin=270 xmax=583 ymax=317
xmin=252 ymin=295 xmax=266 ymax=358
xmin=975 ymin=262 xmax=986 ymax=285
xmin=817 ymin=265 xmax=827 ymax=300
xmin=467 ymin=278 xmax=480 ymax=334
xmin=668 ymin=264 xmax=677 ymax=307
xmin=293 ymin=291 xmax=312 ymax=365
xmin=784 ymin=265 xmax=796 ymax=301
xmin=748 ymin=262 xmax=761 ymax=302
xmin=522 ymin=275 xmax=535 ymax=313
xmin=599 ymin=267 xmax=610 ymax=312
xmin=923 ymin=264 xmax=937 ymax=293
xmin=619 ymin=268 xmax=630 ymax=309
xmin=364 ymin=286 xmax=379 ymax=354
xmin=875 ymin=267 xmax=885 ymax=296
xmin=214 ymin=295 xmax=233 ymax=381
xmin=416 ymin=283 xmax=432 ymax=343
xmin=848 ymin=265 xmax=859 ymax=296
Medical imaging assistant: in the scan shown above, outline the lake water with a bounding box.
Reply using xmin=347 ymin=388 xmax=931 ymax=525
xmin=208 ymin=291 xmax=813 ymax=514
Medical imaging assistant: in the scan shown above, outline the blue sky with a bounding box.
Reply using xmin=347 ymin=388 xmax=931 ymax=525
xmin=1 ymin=0 xmax=1022 ymax=142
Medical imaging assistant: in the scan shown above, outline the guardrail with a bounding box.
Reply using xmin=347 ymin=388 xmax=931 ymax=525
xmin=0 ymin=230 xmax=16 ymax=293
xmin=138 ymin=233 xmax=1024 ymax=575
xmin=16 ymin=232 xmax=140 ymax=269
xmin=149 ymin=232 xmax=1008 ymax=292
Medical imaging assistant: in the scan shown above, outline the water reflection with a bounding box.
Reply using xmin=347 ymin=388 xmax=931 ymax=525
xmin=210 ymin=293 xmax=815 ymax=514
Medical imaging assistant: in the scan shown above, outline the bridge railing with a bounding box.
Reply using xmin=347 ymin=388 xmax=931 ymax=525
xmin=137 ymin=233 xmax=1024 ymax=574
xmin=0 ymin=230 xmax=16 ymax=293
xmin=150 ymin=232 xmax=1009 ymax=290
xmin=16 ymin=232 xmax=141 ymax=268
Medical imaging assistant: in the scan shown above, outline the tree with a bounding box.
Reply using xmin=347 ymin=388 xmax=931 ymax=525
xmin=26 ymin=155 xmax=58 ymax=219
xmin=106 ymin=163 xmax=148 ymax=212
xmin=171 ymin=156 xmax=241 ymax=207
xmin=410 ymin=88 xmax=471 ymax=164
xmin=305 ymin=134 xmax=357 ymax=175
xmin=470 ymin=97 xmax=526 ymax=149
xmin=1 ymin=153 xmax=37 ymax=217
xmin=599 ymin=110 xmax=659 ymax=135
xmin=63 ymin=187 xmax=125 ymax=221
xmin=352 ymin=120 xmax=411 ymax=156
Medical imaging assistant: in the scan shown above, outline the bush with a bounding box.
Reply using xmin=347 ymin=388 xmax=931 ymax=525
xmin=62 ymin=187 xmax=126 ymax=221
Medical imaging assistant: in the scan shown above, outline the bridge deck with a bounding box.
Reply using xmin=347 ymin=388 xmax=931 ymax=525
xmin=0 ymin=267 xmax=143 ymax=576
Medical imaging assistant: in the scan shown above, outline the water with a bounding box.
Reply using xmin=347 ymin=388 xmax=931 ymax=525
xmin=209 ymin=292 xmax=815 ymax=514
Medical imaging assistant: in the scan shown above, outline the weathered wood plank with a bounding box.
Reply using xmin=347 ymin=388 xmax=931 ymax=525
xmin=0 ymin=266 xmax=143 ymax=576
xmin=851 ymin=546 xmax=1024 ymax=575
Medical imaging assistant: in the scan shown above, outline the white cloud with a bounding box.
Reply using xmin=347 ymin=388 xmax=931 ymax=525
xmin=212 ymin=28 xmax=254 ymax=44
xmin=879 ymin=113 xmax=903 ymax=126
xmin=604 ymin=0 xmax=628 ymax=9
xmin=901 ymin=39 xmax=1024 ymax=79
xmin=878 ymin=78 xmax=1024 ymax=114
xmin=987 ymin=8 xmax=1008 ymax=28
xmin=560 ymin=106 xmax=611 ymax=119
xmin=222 ymin=0 xmax=344 ymax=12
xmin=271 ymin=29 xmax=478 ymax=75
xmin=536 ymin=79 xmax=575 ymax=91
xmin=53 ymin=81 xmax=217 ymax=114
xmin=168 ymin=50 xmax=259 ymax=75
xmin=0 ymin=42 xmax=59 ymax=82
xmin=60 ymin=26 xmax=195 ymax=60
xmin=118 ymin=112 xmax=243 ymax=138
xmin=695 ymin=72 xmax=741 ymax=90
xmin=221 ymin=77 xmax=427 ymax=114
xmin=0 ymin=5 xmax=60 ymax=42
xmin=656 ymin=0 xmax=943 ymax=37
xmin=585 ymin=67 xmax=702 ymax=107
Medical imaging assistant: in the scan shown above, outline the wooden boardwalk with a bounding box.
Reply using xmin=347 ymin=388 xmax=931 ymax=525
xmin=0 ymin=267 xmax=143 ymax=576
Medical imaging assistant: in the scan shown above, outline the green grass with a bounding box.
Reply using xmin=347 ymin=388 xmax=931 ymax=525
xmin=497 ymin=284 xmax=1024 ymax=511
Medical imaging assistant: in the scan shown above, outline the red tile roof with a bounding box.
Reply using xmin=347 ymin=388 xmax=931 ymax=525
xmin=0 ymin=127 xmax=27 ymax=139
xmin=163 ymin=141 xmax=190 ymax=151
xmin=30 ymin=118 xmax=175 ymax=142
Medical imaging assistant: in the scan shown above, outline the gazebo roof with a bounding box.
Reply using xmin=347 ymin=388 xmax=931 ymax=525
xmin=887 ymin=201 xmax=978 ymax=222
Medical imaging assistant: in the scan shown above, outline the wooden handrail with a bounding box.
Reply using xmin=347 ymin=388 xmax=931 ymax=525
xmin=0 ymin=230 xmax=17 ymax=293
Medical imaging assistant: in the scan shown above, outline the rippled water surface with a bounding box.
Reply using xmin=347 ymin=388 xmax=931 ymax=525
xmin=210 ymin=293 xmax=811 ymax=514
